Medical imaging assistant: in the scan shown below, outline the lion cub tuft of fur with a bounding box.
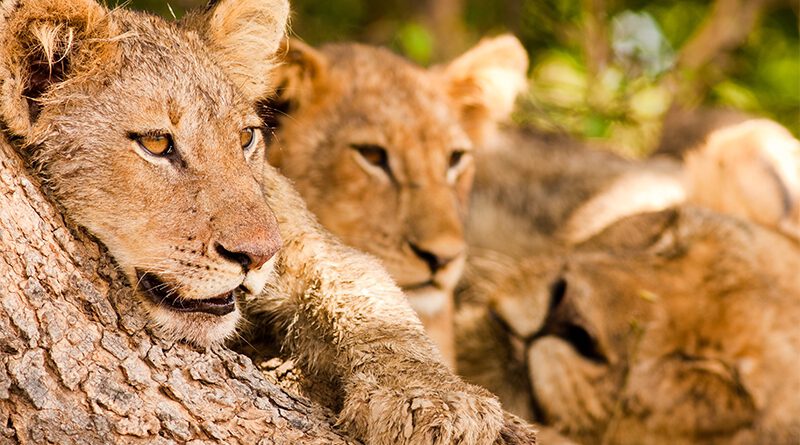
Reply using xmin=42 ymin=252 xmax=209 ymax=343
xmin=262 ymin=36 xmax=528 ymax=365
xmin=0 ymin=1 xmax=536 ymax=443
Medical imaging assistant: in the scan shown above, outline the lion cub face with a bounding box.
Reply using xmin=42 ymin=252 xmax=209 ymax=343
xmin=460 ymin=208 xmax=800 ymax=443
xmin=265 ymin=38 xmax=527 ymax=320
xmin=0 ymin=0 xmax=290 ymax=346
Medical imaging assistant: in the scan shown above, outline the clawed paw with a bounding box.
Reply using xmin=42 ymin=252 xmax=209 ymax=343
xmin=496 ymin=412 xmax=538 ymax=445
xmin=340 ymin=377 xmax=510 ymax=445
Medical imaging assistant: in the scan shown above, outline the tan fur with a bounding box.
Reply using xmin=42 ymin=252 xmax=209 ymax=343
xmin=466 ymin=128 xmax=658 ymax=252
xmin=653 ymin=107 xmax=751 ymax=160
xmin=653 ymin=112 xmax=800 ymax=240
xmin=182 ymin=0 xmax=289 ymax=101
xmin=0 ymin=0 xmax=285 ymax=347
xmin=459 ymin=209 xmax=800 ymax=444
xmin=470 ymin=121 xmax=800 ymax=244
xmin=264 ymin=36 xmax=528 ymax=366
xmin=1 ymin=1 xmax=537 ymax=443
xmin=457 ymin=129 xmax=800 ymax=443
xmin=684 ymin=119 xmax=800 ymax=239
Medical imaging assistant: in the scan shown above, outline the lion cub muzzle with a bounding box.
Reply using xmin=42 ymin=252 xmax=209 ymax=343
xmin=212 ymin=203 xmax=282 ymax=271
xmin=137 ymin=195 xmax=282 ymax=318
xmin=212 ymin=203 xmax=283 ymax=296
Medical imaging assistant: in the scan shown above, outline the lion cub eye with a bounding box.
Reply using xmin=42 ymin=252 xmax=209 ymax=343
xmin=449 ymin=150 xmax=467 ymax=169
xmin=351 ymin=144 xmax=392 ymax=175
xmin=134 ymin=134 xmax=174 ymax=156
xmin=240 ymin=128 xmax=258 ymax=151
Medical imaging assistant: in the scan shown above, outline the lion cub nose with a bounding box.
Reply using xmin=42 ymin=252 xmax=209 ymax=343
xmin=409 ymin=237 xmax=465 ymax=273
xmin=215 ymin=242 xmax=275 ymax=271
xmin=214 ymin=213 xmax=282 ymax=272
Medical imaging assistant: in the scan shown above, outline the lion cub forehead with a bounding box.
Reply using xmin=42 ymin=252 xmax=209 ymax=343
xmin=325 ymin=44 xmax=445 ymax=99
xmin=112 ymin=10 xmax=244 ymax=113
xmin=321 ymin=46 xmax=466 ymax=140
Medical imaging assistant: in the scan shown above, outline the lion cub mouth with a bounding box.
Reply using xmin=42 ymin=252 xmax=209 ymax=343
xmin=136 ymin=270 xmax=236 ymax=316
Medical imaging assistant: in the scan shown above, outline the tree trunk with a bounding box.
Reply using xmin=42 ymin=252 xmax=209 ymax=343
xmin=419 ymin=0 xmax=468 ymax=60
xmin=0 ymin=136 xmax=354 ymax=444
xmin=664 ymin=0 xmax=778 ymax=106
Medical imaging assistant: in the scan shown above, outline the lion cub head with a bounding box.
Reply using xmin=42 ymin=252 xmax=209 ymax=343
xmin=263 ymin=36 xmax=527 ymax=361
xmin=0 ymin=0 xmax=290 ymax=346
xmin=458 ymin=208 xmax=800 ymax=444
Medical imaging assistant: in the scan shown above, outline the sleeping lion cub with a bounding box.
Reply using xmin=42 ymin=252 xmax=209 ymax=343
xmin=262 ymin=36 xmax=528 ymax=365
xmin=0 ymin=0 xmax=535 ymax=443
xmin=459 ymin=207 xmax=800 ymax=444
xmin=457 ymin=129 xmax=800 ymax=444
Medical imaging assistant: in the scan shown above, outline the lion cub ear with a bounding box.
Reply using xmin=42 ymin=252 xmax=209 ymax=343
xmin=268 ymin=38 xmax=329 ymax=113
xmin=186 ymin=0 xmax=290 ymax=101
xmin=439 ymin=34 xmax=529 ymax=145
xmin=0 ymin=0 xmax=118 ymax=138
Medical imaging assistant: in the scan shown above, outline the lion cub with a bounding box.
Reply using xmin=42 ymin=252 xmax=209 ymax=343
xmin=263 ymin=36 xmax=528 ymax=365
xmin=0 ymin=0 xmax=534 ymax=443
xmin=459 ymin=207 xmax=800 ymax=444
xmin=457 ymin=129 xmax=800 ymax=443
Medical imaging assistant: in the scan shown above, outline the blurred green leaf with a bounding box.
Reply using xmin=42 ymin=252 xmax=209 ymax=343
xmin=629 ymin=85 xmax=670 ymax=120
xmin=583 ymin=114 xmax=611 ymax=138
xmin=397 ymin=23 xmax=435 ymax=65
xmin=713 ymin=81 xmax=760 ymax=110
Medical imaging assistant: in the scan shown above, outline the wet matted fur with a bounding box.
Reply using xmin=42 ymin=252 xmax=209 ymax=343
xmin=0 ymin=1 xmax=536 ymax=443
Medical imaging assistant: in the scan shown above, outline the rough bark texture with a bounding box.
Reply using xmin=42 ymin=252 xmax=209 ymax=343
xmin=0 ymin=137 xmax=355 ymax=444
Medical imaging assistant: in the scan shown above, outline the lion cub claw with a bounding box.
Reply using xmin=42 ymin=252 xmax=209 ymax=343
xmin=339 ymin=374 xmax=512 ymax=445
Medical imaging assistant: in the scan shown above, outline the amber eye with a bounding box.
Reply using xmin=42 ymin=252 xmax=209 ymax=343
xmin=351 ymin=144 xmax=391 ymax=175
xmin=135 ymin=134 xmax=173 ymax=156
xmin=241 ymin=127 xmax=258 ymax=151
xmin=449 ymin=150 xmax=467 ymax=170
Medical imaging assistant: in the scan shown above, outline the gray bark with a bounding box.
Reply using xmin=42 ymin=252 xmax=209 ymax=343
xmin=0 ymin=137 xmax=354 ymax=444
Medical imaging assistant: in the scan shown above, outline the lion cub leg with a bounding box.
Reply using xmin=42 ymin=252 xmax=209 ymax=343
xmin=243 ymin=165 xmax=536 ymax=445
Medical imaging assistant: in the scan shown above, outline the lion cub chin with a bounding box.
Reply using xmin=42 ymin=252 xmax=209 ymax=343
xmin=262 ymin=36 xmax=529 ymax=366
xmin=0 ymin=0 xmax=537 ymax=443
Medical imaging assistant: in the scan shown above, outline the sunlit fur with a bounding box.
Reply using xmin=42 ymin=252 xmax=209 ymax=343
xmin=1 ymin=1 xmax=538 ymax=443
xmin=685 ymin=119 xmax=800 ymax=239
xmin=265 ymin=36 xmax=528 ymax=365
xmin=457 ymin=128 xmax=800 ymax=444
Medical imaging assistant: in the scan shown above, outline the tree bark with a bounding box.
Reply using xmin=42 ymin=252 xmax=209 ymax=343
xmin=0 ymin=136 xmax=354 ymax=444
xmin=582 ymin=0 xmax=610 ymax=80
xmin=419 ymin=0 xmax=468 ymax=60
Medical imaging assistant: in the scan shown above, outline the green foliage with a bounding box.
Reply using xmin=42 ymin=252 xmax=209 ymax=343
xmin=128 ymin=0 xmax=799 ymax=152
xmin=124 ymin=0 xmax=196 ymax=18
xmin=729 ymin=9 xmax=800 ymax=131
xmin=396 ymin=23 xmax=435 ymax=65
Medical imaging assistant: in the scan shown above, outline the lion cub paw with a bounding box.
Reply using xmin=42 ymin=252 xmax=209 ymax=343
xmin=496 ymin=412 xmax=539 ymax=445
xmin=340 ymin=375 xmax=507 ymax=445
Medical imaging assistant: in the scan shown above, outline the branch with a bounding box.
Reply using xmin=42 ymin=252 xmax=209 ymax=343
xmin=677 ymin=0 xmax=774 ymax=72
xmin=582 ymin=0 xmax=611 ymax=79
xmin=665 ymin=0 xmax=777 ymax=105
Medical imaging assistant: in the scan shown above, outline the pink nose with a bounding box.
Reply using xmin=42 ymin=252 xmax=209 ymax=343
xmin=215 ymin=242 xmax=277 ymax=271
xmin=213 ymin=214 xmax=282 ymax=272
